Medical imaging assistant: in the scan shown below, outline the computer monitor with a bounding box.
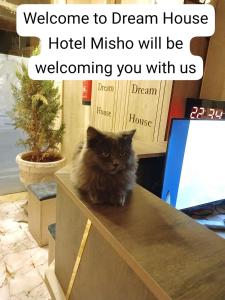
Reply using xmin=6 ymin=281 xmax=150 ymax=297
xmin=161 ymin=119 xmax=225 ymax=211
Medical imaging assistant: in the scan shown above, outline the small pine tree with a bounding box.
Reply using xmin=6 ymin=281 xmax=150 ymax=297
xmin=10 ymin=62 xmax=65 ymax=162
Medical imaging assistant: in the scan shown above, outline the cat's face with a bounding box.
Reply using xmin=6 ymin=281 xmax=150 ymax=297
xmin=86 ymin=126 xmax=136 ymax=174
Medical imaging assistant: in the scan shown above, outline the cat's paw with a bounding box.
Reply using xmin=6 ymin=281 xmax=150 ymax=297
xmin=112 ymin=192 xmax=126 ymax=206
xmin=119 ymin=194 xmax=126 ymax=206
xmin=89 ymin=193 xmax=102 ymax=204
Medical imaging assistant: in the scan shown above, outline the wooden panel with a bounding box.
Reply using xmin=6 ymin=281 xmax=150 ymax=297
xmin=201 ymin=40 xmax=225 ymax=100
xmin=122 ymin=81 xmax=172 ymax=142
xmin=166 ymin=36 xmax=208 ymax=137
xmin=63 ymin=80 xmax=167 ymax=160
xmin=0 ymin=16 xmax=16 ymax=32
xmin=62 ymin=80 xmax=85 ymax=162
xmin=62 ymin=2 xmax=117 ymax=162
xmin=70 ymin=226 xmax=157 ymax=300
xmin=156 ymin=81 xmax=173 ymax=141
xmin=91 ymin=80 xmax=119 ymax=131
xmin=200 ymin=0 xmax=225 ymax=100
xmin=91 ymin=80 xmax=172 ymax=143
xmin=113 ymin=80 xmax=129 ymax=132
xmin=55 ymin=186 xmax=88 ymax=293
xmin=55 ymin=167 xmax=225 ymax=300
xmin=123 ymin=80 xmax=162 ymax=141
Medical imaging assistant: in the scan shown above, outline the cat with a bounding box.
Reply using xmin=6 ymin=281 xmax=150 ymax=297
xmin=71 ymin=126 xmax=138 ymax=206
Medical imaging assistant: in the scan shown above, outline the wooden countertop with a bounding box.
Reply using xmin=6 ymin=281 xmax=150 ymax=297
xmin=55 ymin=166 xmax=225 ymax=300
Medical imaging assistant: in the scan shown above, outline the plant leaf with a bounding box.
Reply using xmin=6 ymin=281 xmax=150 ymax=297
xmin=31 ymin=94 xmax=48 ymax=105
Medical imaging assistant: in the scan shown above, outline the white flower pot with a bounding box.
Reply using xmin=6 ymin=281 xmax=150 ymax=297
xmin=16 ymin=152 xmax=66 ymax=186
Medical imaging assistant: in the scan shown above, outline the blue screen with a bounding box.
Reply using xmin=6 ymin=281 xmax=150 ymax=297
xmin=161 ymin=119 xmax=225 ymax=210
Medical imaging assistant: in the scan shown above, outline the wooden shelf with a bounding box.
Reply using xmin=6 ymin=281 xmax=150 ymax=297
xmin=133 ymin=140 xmax=167 ymax=158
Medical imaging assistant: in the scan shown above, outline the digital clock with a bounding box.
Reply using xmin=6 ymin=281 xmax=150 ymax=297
xmin=190 ymin=106 xmax=224 ymax=119
xmin=185 ymin=98 xmax=225 ymax=120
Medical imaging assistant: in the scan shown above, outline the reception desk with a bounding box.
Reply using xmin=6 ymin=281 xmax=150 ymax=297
xmin=47 ymin=166 xmax=225 ymax=300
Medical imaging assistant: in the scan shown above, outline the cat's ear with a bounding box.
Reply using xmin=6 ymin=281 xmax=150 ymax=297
xmin=122 ymin=129 xmax=136 ymax=139
xmin=87 ymin=126 xmax=104 ymax=147
xmin=121 ymin=129 xmax=136 ymax=144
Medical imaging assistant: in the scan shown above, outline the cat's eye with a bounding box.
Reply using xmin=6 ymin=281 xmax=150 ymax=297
xmin=102 ymin=152 xmax=110 ymax=158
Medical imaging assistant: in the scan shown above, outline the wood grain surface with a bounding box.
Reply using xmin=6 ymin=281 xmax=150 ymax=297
xmin=55 ymin=166 xmax=225 ymax=300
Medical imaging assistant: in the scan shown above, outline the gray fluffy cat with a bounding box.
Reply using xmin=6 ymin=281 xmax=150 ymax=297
xmin=71 ymin=126 xmax=138 ymax=206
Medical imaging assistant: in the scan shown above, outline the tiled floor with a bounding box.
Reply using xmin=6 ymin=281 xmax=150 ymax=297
xmin=0 ymin=193 xmax=51 ymax=299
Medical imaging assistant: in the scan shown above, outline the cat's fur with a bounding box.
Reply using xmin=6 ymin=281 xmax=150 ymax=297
xmin=71 ymin=126 xmax=138 ymax=206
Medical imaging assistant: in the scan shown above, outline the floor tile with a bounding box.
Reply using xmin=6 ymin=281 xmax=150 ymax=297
xmin=0 ymin=195 xmax=51 ymax=299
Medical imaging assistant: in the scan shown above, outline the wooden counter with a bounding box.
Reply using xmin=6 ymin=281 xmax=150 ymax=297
xmin=53 ymin=166 xmax=225 ymax=300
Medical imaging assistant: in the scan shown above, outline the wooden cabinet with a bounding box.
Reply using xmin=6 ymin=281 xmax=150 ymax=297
xmin=91 ymin=80 xmax=172 ymax=143
xmin=46 ymin=166 xmax=225 ymax=300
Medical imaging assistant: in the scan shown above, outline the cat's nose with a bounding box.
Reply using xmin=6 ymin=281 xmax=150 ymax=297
xmin=112 ymin=159 xmax=119 ymax=167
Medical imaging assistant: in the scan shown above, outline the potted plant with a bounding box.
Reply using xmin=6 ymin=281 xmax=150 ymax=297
xmin=10 ymin=59 xmax=65 ymax=186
